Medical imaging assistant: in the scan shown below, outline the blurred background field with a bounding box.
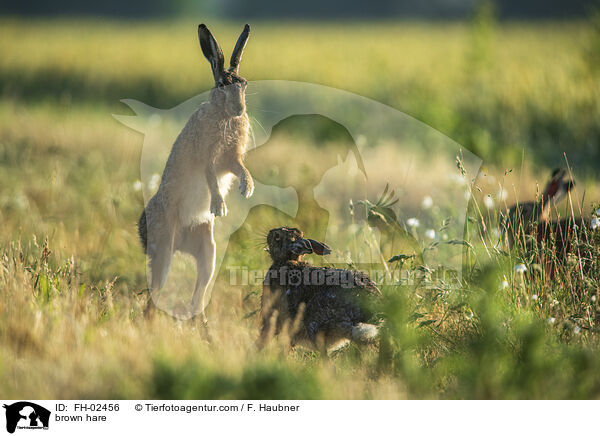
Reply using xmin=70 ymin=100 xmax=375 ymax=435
xmin=1 ymin=0 xmax=600 ymax=399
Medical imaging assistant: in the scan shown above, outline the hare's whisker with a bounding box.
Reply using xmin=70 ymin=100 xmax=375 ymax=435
xmin=250 ymin=116 xmax=268 ymax=137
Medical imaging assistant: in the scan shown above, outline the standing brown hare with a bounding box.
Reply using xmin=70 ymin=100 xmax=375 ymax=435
xmin=138 ymin=24 xmax=254 ymax=322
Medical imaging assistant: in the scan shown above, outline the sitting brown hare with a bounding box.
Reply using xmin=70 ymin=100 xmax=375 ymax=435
xmin=259 ymin=227 xmax=381 ymax=354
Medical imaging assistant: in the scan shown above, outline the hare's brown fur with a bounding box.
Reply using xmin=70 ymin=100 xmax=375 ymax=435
xmin=259 ymin=227 xmax=381 ymax=353
xmin=139 ymin=24 xmax=253 ymax=321
xmin=504 ymin=168 xmax=573 ymax=249
xmin=504 ymin=168 xmax=597 ymax=271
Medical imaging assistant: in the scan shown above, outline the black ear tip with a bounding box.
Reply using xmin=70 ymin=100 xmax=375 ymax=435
xmin=244 ymin=24 xmax=250 ymax=30
xmin=199 ymin=23 xmax=206 ymax=29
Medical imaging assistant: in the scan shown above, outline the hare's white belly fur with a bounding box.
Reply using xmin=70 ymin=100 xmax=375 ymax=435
xmin=178 ymin=173 xmax=235 ymax=227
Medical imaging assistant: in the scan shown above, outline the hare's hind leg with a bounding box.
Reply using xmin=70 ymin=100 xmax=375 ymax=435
xmin=181 ymin=220 xmax=216 ymax=324
xmin=144 ymin=218 xmax=177 ymax=318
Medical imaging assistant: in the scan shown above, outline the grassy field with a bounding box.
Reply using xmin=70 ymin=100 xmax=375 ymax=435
xmin=1 ymin=16 xmax=600 ymax=399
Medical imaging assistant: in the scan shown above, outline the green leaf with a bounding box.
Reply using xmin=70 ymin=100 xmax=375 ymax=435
xmin=418 ymin=319 xmax=437 ymax=328
xmin=444 ymin=239 xmax=474 ymax=249
xmin=388 ymin=254 xmax=415 ymax=263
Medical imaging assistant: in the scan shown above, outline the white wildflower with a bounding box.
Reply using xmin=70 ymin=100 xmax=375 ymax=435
xmin=574 ymin=326 xmax=581 ymax=334
xmin=422 ymin=196 xmax=433 ymax=209
xmin=531 ymin=294 xmax=538 ymax=301
xmin=425 ymin=229 xmax=436 ymax=240
xmin=500 ymin=280 xmax=509 ymax=289
xmin=550 ymin=299 xmax=559 ymax=307
xmin=591 ymin=295 xmax=597 ymax=303
xmin=148 ymin=173 xmax=161 ymax=192
xmin=514 ymin=263 xmax=527 ymax=274
xmin=548 ymin=317 xmax=556 ymax=324
xmin=465 ymin=309 xmax=474 ymax=320
xmin=596 ymin=208 xmax=600 ymax=216
xmin=133 ymin=180 xmax=143 ymax=191
xmin=591 ymin=217 xmax=599 ymax=231
xmin=406 ymin=218 xmax=420 ymax=228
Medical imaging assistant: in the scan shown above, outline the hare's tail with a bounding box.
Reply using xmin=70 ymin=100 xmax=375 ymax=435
xmin=351 ymin=323 xmax=379 ymax=343
xmin=138 ymin=209 xmax=148 ymax=254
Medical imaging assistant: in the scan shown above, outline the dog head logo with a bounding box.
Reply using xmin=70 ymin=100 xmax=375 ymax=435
xmin=3 ymin=402 xmax=50 ymax=434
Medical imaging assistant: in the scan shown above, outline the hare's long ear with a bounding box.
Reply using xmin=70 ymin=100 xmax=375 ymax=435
xmin=542 ymin=168 xmax=564 ymax=200
xmin=307 ymin=239 xmax=331 ymax=256
xmin=198 ymin=24 xmax=224 ymax=82
xmin=229 ymin=24 xmax=250 ymax=74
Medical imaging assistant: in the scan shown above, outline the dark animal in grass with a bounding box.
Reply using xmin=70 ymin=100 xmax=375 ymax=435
xmin=504 ymin=168 xmax=574 ymax=250
xmin=259 ymin=226 xmax=381 ymax=353
xmin=504 ymin=168 xmax=598 ymax=272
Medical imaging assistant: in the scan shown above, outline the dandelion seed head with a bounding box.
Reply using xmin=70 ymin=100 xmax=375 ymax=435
xmin=407 ymin=218 xmax=420 ymax=228
xmin=148 ymin=173 xmax=161 ymax=192
xmin=425 ymin=229 xmax=436 ymax=240
xmin=133 ymin=180 xmax=143 ymax=192
xmin=422 ymin=196 xmax=433 ymax=209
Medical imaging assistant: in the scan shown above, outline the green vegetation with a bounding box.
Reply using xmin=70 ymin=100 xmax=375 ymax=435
xmin=1 ymin=18 xmax=599 ymax=399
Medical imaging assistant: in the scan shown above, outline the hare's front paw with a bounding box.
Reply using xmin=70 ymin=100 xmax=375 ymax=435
xmin=210 ymin=196 xmax=228 ymax=217
xmin=240 ymin=173 xmax=254 ymax=199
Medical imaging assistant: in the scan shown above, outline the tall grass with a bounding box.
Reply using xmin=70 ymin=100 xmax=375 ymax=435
xmin=0 ymin=18 xmax=599 ymax=399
